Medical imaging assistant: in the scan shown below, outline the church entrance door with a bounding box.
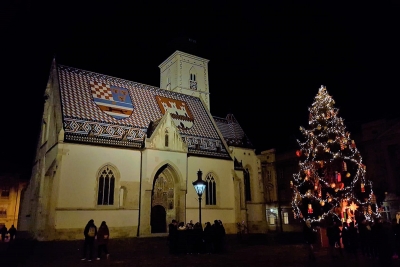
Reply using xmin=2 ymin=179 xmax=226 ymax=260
xmin=151 ymin=205 xmax=166 ymax=233
xmin=151 ymin=164 xmax=176 ymax=233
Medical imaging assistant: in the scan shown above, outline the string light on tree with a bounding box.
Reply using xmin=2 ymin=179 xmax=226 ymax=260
xmin=291 ymin=86 xmax=380 ymax=225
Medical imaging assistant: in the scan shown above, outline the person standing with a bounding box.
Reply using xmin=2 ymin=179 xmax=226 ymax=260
xmin=8 ymin=225 xmax=17 ymax=241
xmin=1 ymin=225 xmax=7 ymax=242
xmin=96 ymin=221 xmax=110 ymax=260
xmin=81 ymin=219 xmax=97 ymax=261
xmin=168 ymin=219 xmax=178 ymax=254
xmin=303 ymin=220 xmax=316 ymax=261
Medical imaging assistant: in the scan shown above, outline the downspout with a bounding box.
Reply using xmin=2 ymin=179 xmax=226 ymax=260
xmin=137 ymin=150 xmax=143 ymax=237
xmin=13 ymin=185 xmax=19 ymax=225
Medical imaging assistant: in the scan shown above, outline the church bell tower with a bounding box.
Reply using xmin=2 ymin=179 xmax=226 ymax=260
xmin=159 ymin=50 xmax=210 ymax=111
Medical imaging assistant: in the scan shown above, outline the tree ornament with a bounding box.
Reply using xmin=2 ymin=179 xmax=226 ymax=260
xmin=342 ymin=162 xmax=347 ymax=171
xmin=336 ymin=172 xmax=341 ymax=182
xmin=346 ymin=172 xmax=351 ymax=178
xmin=296 ymin=150 xmax=302 ymax=157
xmin=361 ymin=183 xmax=365 ymax=192
xmin=308 ymin=204 xmax=313 ymax=214
xmin=371 ymin=194 xmax=376 ymax=204
xmin=351 ymin=140 xmax=356 ymax=148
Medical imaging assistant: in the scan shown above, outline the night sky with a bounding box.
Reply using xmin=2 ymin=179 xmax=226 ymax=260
xmin=2 ymin=1 xmax=399 ymax=177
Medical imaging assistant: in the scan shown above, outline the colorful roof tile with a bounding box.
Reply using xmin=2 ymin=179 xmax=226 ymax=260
xmin=58 ymin=65 xmax=230 ymax=158
xmin=213 ymin=114 xmax=254 ymax=149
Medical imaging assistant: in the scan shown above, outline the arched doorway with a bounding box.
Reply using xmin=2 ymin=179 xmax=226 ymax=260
xmin=151 ymin=205 xmax=166 ymax=233
xmin=151 ymin=164 xmax=177 ymax=233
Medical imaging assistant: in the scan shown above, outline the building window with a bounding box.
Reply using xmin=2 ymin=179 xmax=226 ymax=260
xmin=283 ymin=212 xmax=289 ymax=224
xmin=267 ymin=170 xmax=271 ymax=181
xmin=166 ymin=77 xmax=171 ymax=90
xmin=165 ymin=130 xmax=169 ymax=147
xmin=0 ymin=207 xmax=6 ymax=218
xmin=269 ymin=214 xmax=275 ymax=225
xmin=244 ymin=169 xmax=251 ymax=201
xmin=1 ymin=187 xmax=10 ymax=198
xmin=189 ymin=67 xmax=197 ymax=90
xmin=97 ymin=165 xmax=116 ymax=205
xmin=205 ymin=173 xmax=217 ymax=205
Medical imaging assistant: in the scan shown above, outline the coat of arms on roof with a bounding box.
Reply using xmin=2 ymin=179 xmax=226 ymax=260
xmin=155 ymin=96 xmax=194 ymax=130
xmin=90 ymin=81 xmax=134 ymax=119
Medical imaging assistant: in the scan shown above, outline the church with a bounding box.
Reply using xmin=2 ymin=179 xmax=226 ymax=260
xmin=18 ymin=50 xmax=267 ymax=240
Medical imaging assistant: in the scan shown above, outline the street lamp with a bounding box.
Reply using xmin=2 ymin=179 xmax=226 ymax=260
xmin=192 ymin=169 xmax=207 ymax=224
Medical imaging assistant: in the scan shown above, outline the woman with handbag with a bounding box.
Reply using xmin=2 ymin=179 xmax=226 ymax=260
xmin=96 ymin=221 xmax=110 ymax=260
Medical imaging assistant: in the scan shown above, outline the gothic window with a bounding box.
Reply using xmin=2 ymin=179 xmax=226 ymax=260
xmin=244 ymin=169 xmax=251 ymax=201
xmin=205 ymin=173 xmax=217 ymax=205
xmin=1 ymin=187 xmax=10 ymax=198
xmin=97 ymin=165 xmax=116 ymax=205
xmin=267 ymin=170 xmax=271 ymax=181
xmin=165 ymin=129 xmax=169 ymax=147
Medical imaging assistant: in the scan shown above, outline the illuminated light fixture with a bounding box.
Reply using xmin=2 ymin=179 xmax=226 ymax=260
xmin=192 ymin=169 xmax=207 ymax=224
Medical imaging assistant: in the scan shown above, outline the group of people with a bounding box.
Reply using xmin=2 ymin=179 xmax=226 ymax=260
xmin=81 ymin=220 xmax=110 ymax=261
xmin=304 ymin=216 xmax=400 ymax=266
xmin=0 ymin=224 xmax=17 ymax=242
xmin=167 ymin=219 xmax=226 ymax=255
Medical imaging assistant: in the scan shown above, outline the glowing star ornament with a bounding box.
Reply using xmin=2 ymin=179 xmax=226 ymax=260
xmin=349 ymin=202 xmax=359 ymax=212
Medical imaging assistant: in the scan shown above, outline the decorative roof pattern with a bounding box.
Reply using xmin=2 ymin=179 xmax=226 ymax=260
xmin=213 ymin=114 xmax=254 ymax=149
xmin=58 ymin=65 xmax=230 ymax=158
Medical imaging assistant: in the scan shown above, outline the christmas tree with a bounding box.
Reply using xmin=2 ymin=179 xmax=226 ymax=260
xmin=291 ymin=86 xmax=380 ymax=224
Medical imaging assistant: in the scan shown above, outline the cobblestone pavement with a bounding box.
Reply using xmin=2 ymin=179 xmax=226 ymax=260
xmin=0 ymin=234 xmax=398 ymax=267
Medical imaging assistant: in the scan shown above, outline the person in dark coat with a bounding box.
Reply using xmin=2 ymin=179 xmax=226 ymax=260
xmin=203 ymin=222 xmax=213 ymax=254
xmin=81 ymin=219 xmax=97 ymax=261
xmin=212 ymin=220 xmax=222 ymax=253
xmin=303 ymin=220 xmax=316 ymax=261
xmin=168 ymin=219 xmax=178 ymax=254
xmin=96 ymin=221 xmax=110 ymax=260
xmin=193 ymin=222 xmax=203 ymax=254
xmin=8 ymin=225 xmax=17 ymax=241
xmin=177 ymin=222 xmax=187 ymax=254
xmin=358 ymin=219 xmax=372 ymax=258
xmin=376 ymin=219 xmax=394 ymax=266
xmin=0 ymin=225 xmax=7 ymax=242
xmin=347 ymin=222 xmax=358 ymax=258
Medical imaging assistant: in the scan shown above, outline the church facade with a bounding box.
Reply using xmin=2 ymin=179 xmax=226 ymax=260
xmin=19 ymin=51 xmax=267 ymax=240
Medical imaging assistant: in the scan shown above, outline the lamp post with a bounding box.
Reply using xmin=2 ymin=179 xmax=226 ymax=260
xmin=192 ymin=169 xmax=207 ymax=224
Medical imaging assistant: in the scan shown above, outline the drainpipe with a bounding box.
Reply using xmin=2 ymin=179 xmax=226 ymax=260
xmin=137 ymin=150 xmax=143 ymax=237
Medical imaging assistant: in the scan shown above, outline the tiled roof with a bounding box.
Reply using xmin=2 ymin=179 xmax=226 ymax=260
xmin=213 ymin=114 xmax=254 ymax=149
xmin=58 ymin=65 xmax=230 ymax=159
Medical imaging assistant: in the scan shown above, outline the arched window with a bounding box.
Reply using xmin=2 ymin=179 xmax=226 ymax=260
xmin=205 ymin=173 xmax=216 ymax=205
xmin=165 ymin=129 xmax=169 ymax=147
xmin=97 ymin=165 xmax=116 ymax=205
xmin=189 ymin=67 xmax=197 ymax=90
xmin=166 ymin=76 xmax=171 ymax=90
xmin=244 ymin=169 xmax=251 ymax=201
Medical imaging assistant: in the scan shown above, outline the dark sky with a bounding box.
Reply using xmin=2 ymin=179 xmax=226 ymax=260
xmin=2 ymin=1 xmax=399 ymax=176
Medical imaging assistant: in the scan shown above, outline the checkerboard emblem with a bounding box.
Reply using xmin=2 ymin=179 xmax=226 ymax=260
xmin=155 ymin=95 xmax=194 ymax=129
xmin=90 ymin=81 xmax=134 ymax=119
